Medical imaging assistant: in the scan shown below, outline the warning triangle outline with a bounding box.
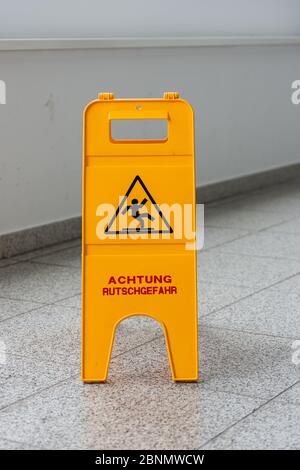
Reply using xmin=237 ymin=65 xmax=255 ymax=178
xmin=104 ymin=175 xmax=174 ymax=235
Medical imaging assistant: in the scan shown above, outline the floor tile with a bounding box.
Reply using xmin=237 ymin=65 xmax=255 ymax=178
xmin=197 ymin=249 xmax=300 ymax=289
xmin=0 ymin=373 xmax=169 ymax=449
xmin=198 ymin=281 xmax=252 ymax=316
xmin=0 ymin=305 xmax=81 ymax=367
xmin=198 ymin=326 xmax=300 ymax=399
xmin=0 ymin=350 xmax=262 ymax=449
xmin=31 ymin=246 xmax=81 ymax=268
xmin=265 ymin=216 xmax=300 ymax=235
xmin=202 ymin=226 xmax=249 ymax=250
xmin=219 ymin=231 xmax=300 ymax=260
xmin=0 ymin=353 xmax=76 ymax=409
xmin=202 ymin=399 xmax=300 ymax=449
xmin=0 ymin=305 xmax=162 ymax=367
xmin=101 ymin=389 xmax=261 ymax=450
xmin=204 ymin=274 xmax=300 ymax=338
xmin=0 ymin=297 xmax=43 ymax=322
xmin=0 ymin=261 xmax=81 ymax=303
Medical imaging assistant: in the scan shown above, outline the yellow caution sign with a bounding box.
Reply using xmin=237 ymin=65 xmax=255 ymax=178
xmin=82 ymin=92 xmax=198 ymax=382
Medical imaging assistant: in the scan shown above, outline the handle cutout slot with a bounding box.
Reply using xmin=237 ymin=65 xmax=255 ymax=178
xmin=110 ymin=119 xmax=168 ymax=142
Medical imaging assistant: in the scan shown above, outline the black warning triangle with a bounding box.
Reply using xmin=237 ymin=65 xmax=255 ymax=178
xmin=104 ymin=175 xmax=173 ymax=235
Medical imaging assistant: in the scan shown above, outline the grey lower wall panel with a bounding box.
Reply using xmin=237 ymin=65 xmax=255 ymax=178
xmin=197 ymin=162 xmax=300 ymax=203
xmin=0 ymin=217 xmax=82 ymax=259
xmin=1 ymin=162 xmax=300 ymax=259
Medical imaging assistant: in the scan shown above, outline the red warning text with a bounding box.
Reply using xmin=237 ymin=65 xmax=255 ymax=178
xmin=102 ymin=274 xmax=177 ymax=296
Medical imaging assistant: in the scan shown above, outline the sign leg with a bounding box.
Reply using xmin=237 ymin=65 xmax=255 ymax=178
xmin=163 ymin=315 xmax=198 ymax=382
xmin=82 ymin=312 xmax=116 ymax=383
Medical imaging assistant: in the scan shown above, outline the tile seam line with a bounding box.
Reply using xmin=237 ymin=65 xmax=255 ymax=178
xmin=202 ymin=233 xmax=253 ymax=252
xmin=195 ymin=385 xmax=277 ymax=401
xmin=202 ymin=269 xmax=300 ymax=320
xmin=204 ymin=229 xmax=300 ymax=258
xmin=0 ymin=336 xmax=163 ymax=413
xmin=205 ymin=180 xmax=300 ymax=202
xmin=203 ymin=225 xmax=252 ymax=235
xmin=204 ymin=216 xmax=300 ymax=246
xmin=206 ymin=251 xmax=300 ymax=262
xmin=199 ymin=246 xmax=300 ymax=261
xmin=26 ymin=260 xmax=80 ymax=269
xmin=202 ymin=323 xmax=300 ymax=341
xmin=0 ymin=330 xmax=162 ymax=367
xmin=0 ymin=351 xmax=78 ymax=366
xmin=207 ymin=192 xmax=300 ymax=206
xmin=0 ymin=295 xmax=47 ymax=304
xmin=198 ymin=280 xmax=250 ymax=289
xmin=258 ymin=216 xmax=300 ymax=233
xmin=29 ymin=261 xmax=80 ymax=268
xmin=206 ymin=204 xmax=300 ymax=215
xmin=205 ymin=205 xmax=300 ymax=216
xmin=204 ymin=214 xmax=298 ymax=235
xmin=197 ymin=377 xmax=300 ymax=449
xmin=0 ymin=295 xmax=82 ymax=324
xmin=0 ymin=293 xmax=81 ymax=306
xmin=0 ymin=304 xmax=54 ymax=324
xmin=0 ymin=374 xmax=78 ymax=414
xmin=52 ymin=293 xmax=82 ymax=306
xmin=6 ymin=334 xmax=162 ymax=363
xmin=265 ymin=230 xmax=300 ymax=236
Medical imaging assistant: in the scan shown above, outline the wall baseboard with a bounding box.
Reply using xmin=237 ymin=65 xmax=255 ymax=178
xmin=1 ymin=36 xmax=300 ymax=51
xmin=1 ymin=162 xmax=300 ymax=259
xmin=0 ymin=217 xmax=81 ymax=259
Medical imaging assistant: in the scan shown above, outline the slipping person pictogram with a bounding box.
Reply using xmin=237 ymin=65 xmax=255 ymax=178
xmin=121 ymin=197 xmax=154 ymax=231
xmin=104 ymin=175 xmax=173 ymax=235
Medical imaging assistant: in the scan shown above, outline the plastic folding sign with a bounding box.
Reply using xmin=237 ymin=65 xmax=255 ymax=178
xmin=82 ymin=92 xmax=198 ymax=382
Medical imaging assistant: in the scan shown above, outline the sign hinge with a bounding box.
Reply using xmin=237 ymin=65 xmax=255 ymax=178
xmin=163 ymin=92 xmax=180 ymax=100
xmin=98 ymin=92 xmax=115 ymax=101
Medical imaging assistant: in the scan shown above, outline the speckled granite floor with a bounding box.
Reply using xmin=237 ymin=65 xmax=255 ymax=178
xmin=1 ymin=181 xmax=300 ymax=450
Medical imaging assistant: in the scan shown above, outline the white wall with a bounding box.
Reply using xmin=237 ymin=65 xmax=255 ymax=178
xmin=0 ymin=0 xmax=299 ymax=38
xmin=0 ymin=1 xmax=300 ymax=235
xmin=0 ymin=44 xmax=300 ymax=235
